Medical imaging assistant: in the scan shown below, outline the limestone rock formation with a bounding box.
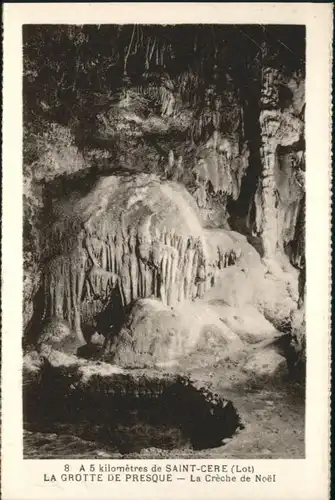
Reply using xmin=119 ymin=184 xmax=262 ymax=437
xmin=35 ymin=174 xmax=256 ymax=345
xmin=256 ymin=67 xmax=305 ymax=268
xmin=108 ymin=298 xmax=243 ymax=368
xmin=37 ymin=318 xmax=83 ymax=355
xmin=23 ymin=121 xmax=90 ymax=332
xmin=22 ymin=26 xmax=306 ymax=386
xmin=242 ymin=347 xmax=287 ymax=378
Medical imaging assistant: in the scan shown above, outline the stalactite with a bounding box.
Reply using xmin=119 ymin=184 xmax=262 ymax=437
xmin=176 ymin=237 xmax=187 ymax=303
xmin=123 ymin=25 xmax=136 ymax=76
xmin=70 ymin=259 xmax=81 ymax=339
xmin=160 ymin=227 xmax=166 ymax=244
xmin=115 ymin=229 xmax=123 ymax=274
xmin=163 ymin=248 xmax=171 ymax=304
xmin=101 ymin=242 xmax=107 ymax=269
xmin=190 ymin=250 xmax=199 ymax=299
xmin=159 ymin=247 xmax=168 ymax=304
xmin=170 ymin=228 xmax=176 ymax=247
xmin=167 ymin=247 xmax=178 ymax=305
xmin=109 ymin=234 xmax=116 ymax=273
xmin=120 ymin=254 xmax=132 ymax=305
xmin=197 ymin=263 xmax=206 ymax=298
xmin=64 ymin=261 xmax=71 ymax=324
xmin=44 ymin=196 xmax=245 ymax=335
xmin=129 ymin=237 xmax=139 ymax=302
xmin=184 ymin=242 xmax=195 ymax=300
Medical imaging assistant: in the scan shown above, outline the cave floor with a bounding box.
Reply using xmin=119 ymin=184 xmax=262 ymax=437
xmin=23 ymin=362 xmax=305 ymax=459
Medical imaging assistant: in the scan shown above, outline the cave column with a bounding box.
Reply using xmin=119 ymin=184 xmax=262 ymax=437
xmin=259 ymin=66 xmax=280 ymax=261
xmin=259 ymin=138 xmax=278 ymax=258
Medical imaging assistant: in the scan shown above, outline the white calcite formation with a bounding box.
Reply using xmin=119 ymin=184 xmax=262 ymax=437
xmin=256 ymin=67 xmax=305 ymax=263
xmin=42 ymin=174 xmax=241 ymax=341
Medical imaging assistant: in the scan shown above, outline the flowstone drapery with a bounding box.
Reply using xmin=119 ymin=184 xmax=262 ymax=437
xmin=42 ymin=175 xmax=241 ymax=341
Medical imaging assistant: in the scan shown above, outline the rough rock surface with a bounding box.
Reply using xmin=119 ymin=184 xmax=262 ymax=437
xmin=37 ymin=318 xmax=84 ymax=355
xmin=109 ymin=298 xmax=243 ymax=367
xmin=242 ymin=348 xmax=287 ymax=378
xmin=256 ymin=67 xmax=305 ymax=267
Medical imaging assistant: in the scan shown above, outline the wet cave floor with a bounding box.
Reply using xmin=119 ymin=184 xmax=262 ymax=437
xmin=23 ymin=360 xmax=305 ymax=459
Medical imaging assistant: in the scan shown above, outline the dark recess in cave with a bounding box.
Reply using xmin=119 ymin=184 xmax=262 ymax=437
xmin=23 ymin=24 xmax=305 ymax=129
xmin=227 ymin=77 xmax=263 ymax=236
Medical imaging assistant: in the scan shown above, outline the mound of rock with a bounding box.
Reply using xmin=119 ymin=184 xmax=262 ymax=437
xmin=242 ymin=347 xmax=287 ymax=379
xmin=108 ymin=298 xmax=243 ymax=368
xmin=209 ymin=302 xmax=279 ymax=344
xmin=37 ymin=318 xmax=84 ymax=355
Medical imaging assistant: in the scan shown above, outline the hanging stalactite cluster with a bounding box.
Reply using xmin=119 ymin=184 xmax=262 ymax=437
xmin=41 ymin=175 xmax=241 ymax=341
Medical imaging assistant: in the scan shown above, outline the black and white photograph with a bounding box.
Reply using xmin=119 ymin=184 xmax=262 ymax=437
xmin=21 ymin=22 xmax=308 ymax=460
